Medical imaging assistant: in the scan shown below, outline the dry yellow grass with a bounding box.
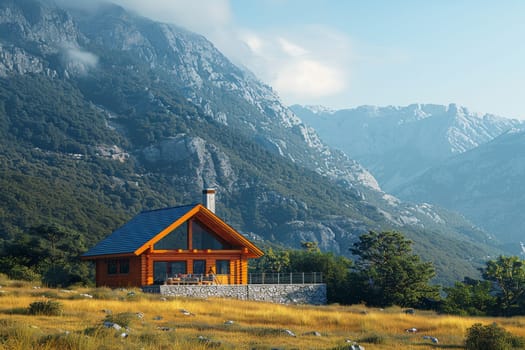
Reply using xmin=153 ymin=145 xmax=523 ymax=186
xmin=0 ymin=281 xmax=524 ymax=349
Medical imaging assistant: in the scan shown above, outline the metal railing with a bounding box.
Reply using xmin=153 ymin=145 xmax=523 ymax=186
xmin=248 ymin=272 xmax=323 ymax=285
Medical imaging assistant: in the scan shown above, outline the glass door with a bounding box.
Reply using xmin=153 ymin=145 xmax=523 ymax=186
xmin=193 ymin=260 xmax=206 ymax=275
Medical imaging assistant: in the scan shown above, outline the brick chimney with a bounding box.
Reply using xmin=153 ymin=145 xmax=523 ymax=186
xmin=202 ymin=188 xmax=216 ymax=213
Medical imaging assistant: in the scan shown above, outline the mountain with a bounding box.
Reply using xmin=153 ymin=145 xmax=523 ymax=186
xmin=0 ymin=0 xmax=504 ymax=284
xmin=291 ymin=104 xmax=522 ymax=192
xmin=395 ymin=129 xmax=525 ymax=247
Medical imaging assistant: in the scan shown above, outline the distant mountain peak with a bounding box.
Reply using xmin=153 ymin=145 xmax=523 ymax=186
xmin=302 ymin=105 xmax=336 ymax=115
xmin=292 ymin=103 xmax=523 ymax=191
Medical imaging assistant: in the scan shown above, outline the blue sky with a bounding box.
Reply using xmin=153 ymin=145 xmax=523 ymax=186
xmin=113 ymin=0 xmax=525 ymax=119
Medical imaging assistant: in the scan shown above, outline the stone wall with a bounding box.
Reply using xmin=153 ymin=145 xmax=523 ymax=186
xmin=142 ymin=284 xmax=327 ymax=305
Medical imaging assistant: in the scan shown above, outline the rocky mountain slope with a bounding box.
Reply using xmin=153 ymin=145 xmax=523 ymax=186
xmin=292 ymin=104 xmax=522 ymax=192
xmin=396 ymin=129 xmax=525 ymax=247
xmin=0 ymin=0 xmax=505 ymax=283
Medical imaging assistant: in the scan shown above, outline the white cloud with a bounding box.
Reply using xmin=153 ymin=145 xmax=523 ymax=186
xmin=240 ymin=32 xmax=264 ymax=55
xmin=277 ymin=37 xmax=308 ymax=57
xmin=65 ymin=47 xmax=99 ymax=68
xmin=273 ymin=59 xmax=345 ymax=98
xmin=59 ymin=43 xmax=99 ymax=75
xmin=231 ymin=27 xmax=352 ymax=103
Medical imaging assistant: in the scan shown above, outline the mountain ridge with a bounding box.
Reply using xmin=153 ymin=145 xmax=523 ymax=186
xmin=292 ymin=103 xmax=522 ymax=192
xmin=396 ymin=128 xmax=525 ymax=247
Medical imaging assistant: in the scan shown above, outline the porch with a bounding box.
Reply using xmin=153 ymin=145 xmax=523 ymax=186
xmin=143 ymin=274 xmax=327 ymax=305
xmin=159 ymin=272 xmax=324 ymax=286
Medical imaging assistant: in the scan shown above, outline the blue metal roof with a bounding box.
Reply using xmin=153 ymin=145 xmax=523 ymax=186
xmin=83 ymin=204 xmax=197 ymax=257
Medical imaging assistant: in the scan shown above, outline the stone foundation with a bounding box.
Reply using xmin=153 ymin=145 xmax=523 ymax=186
xmin=142 ymin=284 xmax=327 ymax=305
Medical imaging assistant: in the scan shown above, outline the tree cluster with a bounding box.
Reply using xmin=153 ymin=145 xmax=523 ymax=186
xmin=443 ymin=255 xmax=525 ymax=316
xmin=251 ymin=231 xmax=439 ymax=307
xmin=0 ymin=224 xmax=92 ymax=287
xmin=252 ymin=231 xmax=525 ymax=316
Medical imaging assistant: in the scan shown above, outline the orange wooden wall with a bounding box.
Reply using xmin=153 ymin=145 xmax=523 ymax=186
xmin=94 ymin=250 xmax=251 ymax=287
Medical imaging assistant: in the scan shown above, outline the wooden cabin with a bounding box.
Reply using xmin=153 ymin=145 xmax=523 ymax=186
xmin=82 ymin=190 xmax=264 ymax=287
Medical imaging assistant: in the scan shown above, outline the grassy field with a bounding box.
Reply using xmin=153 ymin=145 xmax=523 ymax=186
xmin=0 ymin=279 xmax=524 ymax=349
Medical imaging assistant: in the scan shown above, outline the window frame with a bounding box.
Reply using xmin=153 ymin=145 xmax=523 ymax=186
xmin=107 ymin=258 xmax=130 ymax=275
xmin=216 ymin=260 xmax=230 ymax=275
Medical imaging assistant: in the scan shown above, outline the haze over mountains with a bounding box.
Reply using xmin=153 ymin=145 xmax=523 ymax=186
xmin=0 ymin=0 xmax=512 ymax=284
xmin=292 ymin=104 xmax=524 ymax=248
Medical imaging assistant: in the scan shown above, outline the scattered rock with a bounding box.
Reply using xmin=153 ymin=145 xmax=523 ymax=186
xmin=180 ymin=309 xmax=194 ymax=316
xmin=79 ymin=293 xmax=93 ymax=298
xmin=120 ymin=332 xmax=128 ymax=338
xmin=224 ymin=320 xmax=234 ymax=325
xmin=344 ymin=342 xmax=365 ymax=350
xmin=156 ymin=326 xmax=172 ymax=331
xmin=282 ymin=329 xmax=296 ymax=337
xmin=197 ymin=335 xmax=221 ymax=347
xmin=153 ymin=315 xmax=163 ymax=320
xmin=103 ymin=321 xmax=122 ymax=331
xmin=159 ymin=297 xmax=167 ymax=301
xmin=136 ymin=312 xmax=144 ymax=319
xmin=404 ymin=308 xmax=415 ymax=315
xmin=423 ymin=335 xmax=438 ymax=343
xmin=405 ymin=327 xmax=418 ymax=333
xmin=101 ymin=309 xmax=112 ymax=315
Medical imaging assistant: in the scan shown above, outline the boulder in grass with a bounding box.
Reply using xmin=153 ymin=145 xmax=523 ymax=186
xmin=103 ymin=321 xmax=122 ymax=330
xmin=282 ymin=329 xmax=296 ymax=337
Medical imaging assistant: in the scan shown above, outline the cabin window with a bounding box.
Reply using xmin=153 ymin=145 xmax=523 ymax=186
xmin=216 ymin=260 xmax=230 ymax=274
xmin=119 ymin=259 xmax=130 ymax=274
xmin=107 ymin=259 xmax=129 ymax=275
xmin=154 ymin=261 xmax=187 ymax=284
xmin=154 ymin=222 xmax=188 ymax=250
xmin=193 ymin=260 xmax=206 ymax=275
xmin=192 ymin=220 xmax=231 ymax=250
xmin=107 ymin=260 xmax=118 ymax=275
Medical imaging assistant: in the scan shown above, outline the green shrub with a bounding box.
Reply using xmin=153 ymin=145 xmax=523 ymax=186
xmin=104 ymin=312 xmax=136 ymax=328
xmin=359 ymin=333 xmax=385 ymax=344
xmin=465 ymin=323 xmax=524 ymax=350
xmin=9 ymin=265 xmax=41 ymax=282
xmin=28 ymin=300 xmax=63 ymax=316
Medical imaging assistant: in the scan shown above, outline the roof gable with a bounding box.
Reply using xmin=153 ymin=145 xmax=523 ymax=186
xmin=82 ymin=204 xmax=263 ymax=258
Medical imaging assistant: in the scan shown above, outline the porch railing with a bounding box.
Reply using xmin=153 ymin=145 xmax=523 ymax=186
xmin=248 ymin=272 xmax=323 ymax=284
